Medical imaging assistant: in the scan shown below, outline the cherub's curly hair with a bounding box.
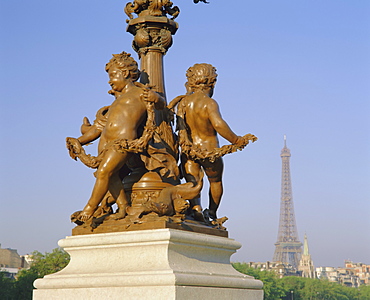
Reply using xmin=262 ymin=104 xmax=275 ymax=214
xmin=105 ymin=52 xmax=140 ymax=81
xmin=186 ymin=63 xmax=217 ymax=90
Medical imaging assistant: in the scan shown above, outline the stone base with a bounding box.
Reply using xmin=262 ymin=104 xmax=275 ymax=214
xmin=33 ymin=229 xmax=263 ymax=300
xmin=72 ymin=218 xmax=228 ymax=237
xmin=33 ymin=286 xmax=263 ymax=299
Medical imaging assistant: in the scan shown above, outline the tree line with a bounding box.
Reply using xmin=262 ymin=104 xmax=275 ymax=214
xmin=0 ymin=248 xmax=69 ymax=300
xmin=1 ymin=250 xmax=369 ymax=300
xmin=233 ymin=262 xmax=370 ymax=300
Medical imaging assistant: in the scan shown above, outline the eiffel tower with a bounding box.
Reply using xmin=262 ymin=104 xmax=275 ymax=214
xmin=273 ymin=136 xmax=302 ymax=269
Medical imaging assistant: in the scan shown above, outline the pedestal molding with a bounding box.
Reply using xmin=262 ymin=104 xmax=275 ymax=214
xmin=34 ymin=229 xmax=263 ymax=299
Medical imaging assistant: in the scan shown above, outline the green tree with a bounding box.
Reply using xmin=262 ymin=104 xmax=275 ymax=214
xmin=13 ymin=248 xmax=70 ymax=300
xmin=233 ymin=262 xmax=286 ymax=300
xmin=24 ymin=248 xmax=70 ymax=277
xmin=359 ymin=285 xmax=370 ymax=300
xmin=280 ymin=276 xmax=307 ymax=300
xmin=281 ymin=276 xmax=361 ymax=300
xmin=0 ymin=271 xmax=15 ymax=300
xmin=13 ymin=269 xmax=38 ymax=300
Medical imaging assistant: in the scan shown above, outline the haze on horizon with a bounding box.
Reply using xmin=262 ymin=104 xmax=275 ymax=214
xmin=0 ymin=0 xmax=369 ymax=269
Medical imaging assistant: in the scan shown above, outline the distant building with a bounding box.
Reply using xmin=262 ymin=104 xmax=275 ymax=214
xmin=0 ymin=243 xmax=30 ymax=279
xmin=298 ymin=234 xmax=316 ymax=278
xmin=22 ymin=254 xmax=33 ymax=267
xmin=316 ymin=261 xmax=370 ymax=287
xmin=1 ymin=267 xmax=19 ymax=280
xmin=316 ymin=266 xmax=338 ymax=282
xmin=249 ymin=261 xmax=300 ymax=278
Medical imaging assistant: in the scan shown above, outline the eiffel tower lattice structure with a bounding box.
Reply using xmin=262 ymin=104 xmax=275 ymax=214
xmin=273 ymin=136 xmax=302 ymax=269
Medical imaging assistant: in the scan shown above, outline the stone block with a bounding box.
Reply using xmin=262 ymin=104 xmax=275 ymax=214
xmin=33 ymin=229 xmax=263 ymax=299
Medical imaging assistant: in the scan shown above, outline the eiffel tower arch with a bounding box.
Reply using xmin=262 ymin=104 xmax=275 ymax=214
xmin=273 ymin=136 xmax=302 ymax=269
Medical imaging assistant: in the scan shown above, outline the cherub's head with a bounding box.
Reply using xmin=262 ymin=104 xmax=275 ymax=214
xmin=105 ymin=51 xmax=140 ymax=82
xmin=186 ymin=63 xmax=217 ymax=92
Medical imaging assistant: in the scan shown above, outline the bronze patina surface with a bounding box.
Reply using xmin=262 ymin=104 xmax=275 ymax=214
xmin=66 ymin=0 xmax=257 ymax=236
xmin=72 ymin=217 xmax=228 ymax=237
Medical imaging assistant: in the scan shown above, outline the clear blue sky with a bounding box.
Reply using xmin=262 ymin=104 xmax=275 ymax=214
xmin=1 ymin=0 xmax=369 ymax=268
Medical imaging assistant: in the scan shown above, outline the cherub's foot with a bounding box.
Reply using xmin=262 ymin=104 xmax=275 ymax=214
xmin=207 ymin=209 xmax=217 ymax=220
xmin=77 ymin=205 xmax=97 ymax=222
xmin=71 ymin=211 xmax=84 ymax=225
xmin=191 ymin=205 xmax=205 ymax=222
xmin=202 ymin=208 xmax=217 ymax=223
xmin=78 ymin=211 xmax=93 ymax=222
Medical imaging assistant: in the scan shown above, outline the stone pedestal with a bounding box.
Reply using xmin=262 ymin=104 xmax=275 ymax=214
xmin=33 ymin=229 xmax=263 ymax=299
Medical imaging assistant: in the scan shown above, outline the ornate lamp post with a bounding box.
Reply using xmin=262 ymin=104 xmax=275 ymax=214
xmin=124 ymin=0 xmax=180 ymax=156
xmin=125 ymin=0 xmax=179 ymax=97
xmin=34 ymin=2 xmax=263 ymax=298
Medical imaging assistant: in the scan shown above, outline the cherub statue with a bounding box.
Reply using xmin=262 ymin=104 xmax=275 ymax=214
xmin=169 ymin=63 xmax=256 ymax=220
xmin=66 ymin=52 xmax=165 ymax=223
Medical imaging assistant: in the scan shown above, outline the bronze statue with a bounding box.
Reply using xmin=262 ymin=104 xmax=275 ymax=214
xmin=66 ymin=1 xmax=257 ymax=235
xmin=67 ymin=52 xmax=165 ymax=222
xmin=169 ymin=63 xmax=257 ymax=220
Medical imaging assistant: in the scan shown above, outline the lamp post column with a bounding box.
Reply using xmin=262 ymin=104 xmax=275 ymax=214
xmin=125 ymin=2 xmax=179 ymax=99
xmin=125 ymin=1 xmax=179 ymax=150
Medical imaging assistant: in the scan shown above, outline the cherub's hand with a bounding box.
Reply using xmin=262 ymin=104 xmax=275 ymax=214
xmin=234 ymin=136 xmax=244 ymax=147
xmin=83 ymin=117 xmax=91 ymax=126
xmin=141 ymin=89 xmax=156 ymax=103
xmin=145 ymin=90 xmax=157 ymax=103
xmin=142 ymin=89 xmax=165 ymax=109
xmin=80 ymin=117 xmax=91 ymax=135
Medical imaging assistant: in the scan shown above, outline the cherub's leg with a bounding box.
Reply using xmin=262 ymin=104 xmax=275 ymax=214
xmin=78 ymin=150 xmax=130 ymax=222
xmin=99 ymin=192 xmax=114 ymax=213
xmin=203 ymin=158 xmax=224 ymax=220
xmin=182 ymin=154 xmax=202 ymax=213
xmin=108 ymin=170 xmax=130 ymax=220
xmin=108 ymin=164 xmax=131 ymax=219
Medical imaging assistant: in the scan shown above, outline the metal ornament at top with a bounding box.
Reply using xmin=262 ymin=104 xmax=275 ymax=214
xmin=124 ymin=0 xmax=208 ymax=22
xmin=125 ymin=0 xmax=179 ymax=58
xmin=124 ymin=0 xmax=180 ymax=21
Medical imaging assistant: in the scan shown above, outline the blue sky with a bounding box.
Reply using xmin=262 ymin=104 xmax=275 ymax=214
xmin=1 ymin=0 xmax=369 ymax=268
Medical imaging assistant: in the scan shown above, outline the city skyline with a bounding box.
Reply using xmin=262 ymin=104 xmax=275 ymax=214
xmin=1 ymin=0 xmax=369 ymax=268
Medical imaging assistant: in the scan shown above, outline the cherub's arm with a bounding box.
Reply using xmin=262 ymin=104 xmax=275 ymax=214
xmin=75 ymin=117 xmax=101 ymax=146
xmin=146 ymin=90 xmax=166 ymax=110
xmin=76 ymin=105 xmax=109 ymax=146
xmin=77 ymin=125 xmax=102 ymax=146
xmin=207 ymin=100 xmax=241 ymax=144
xmin=168 ymin=95 xmax=185 ymax=110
